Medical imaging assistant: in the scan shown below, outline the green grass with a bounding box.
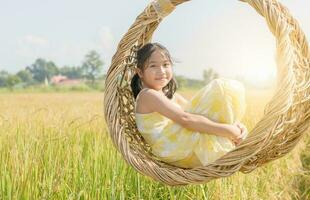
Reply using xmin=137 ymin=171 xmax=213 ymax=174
xmin=0 ymin=91 xmax=309 ymax=199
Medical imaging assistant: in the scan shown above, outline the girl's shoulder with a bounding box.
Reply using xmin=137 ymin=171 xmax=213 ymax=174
xmin=135 ymin=88 xmax=155 ymax=114
xmin=136 ymin=88 xmax=152 ymax=100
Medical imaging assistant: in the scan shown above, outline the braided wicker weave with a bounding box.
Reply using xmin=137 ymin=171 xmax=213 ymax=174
xmin=104 ymin=0 xmax=310 ymax=186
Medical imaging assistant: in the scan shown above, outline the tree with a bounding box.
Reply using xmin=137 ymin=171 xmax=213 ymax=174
xmin=26 ymin=58 xmax=58 ymax=83
xmin=82 ymin=50 xmax=104 ymax=84
xmin=6 ymin=75 xmax=21 ymax=90
xmin=203 ymin=68 xmax=219 ymax=84
xmin=0 ymin=70 xmax=9 ymax=87
xmin=16 ymin=69 xmax=33 ymax=84
xmin=59 ymin=66 xmax=83 ymax=79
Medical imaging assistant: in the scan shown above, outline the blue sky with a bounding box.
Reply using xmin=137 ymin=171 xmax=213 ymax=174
xmin=0 ymin=0 xmax=309 ymax=85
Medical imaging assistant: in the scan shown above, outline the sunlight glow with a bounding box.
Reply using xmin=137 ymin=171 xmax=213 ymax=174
xmin=242 ymin=65 xmax=276 ymax=87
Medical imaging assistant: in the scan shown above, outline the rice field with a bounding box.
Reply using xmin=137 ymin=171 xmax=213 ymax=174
xmin=0 ymin=89 xmax=309 ymax=199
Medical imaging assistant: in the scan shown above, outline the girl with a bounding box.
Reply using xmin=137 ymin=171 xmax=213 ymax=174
xmin=131 ymin=42 xmax=248 ymax=168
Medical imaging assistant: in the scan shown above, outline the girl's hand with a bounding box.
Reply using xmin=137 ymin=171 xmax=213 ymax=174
xmin=226 ymin=121 xmax=248 ymax=146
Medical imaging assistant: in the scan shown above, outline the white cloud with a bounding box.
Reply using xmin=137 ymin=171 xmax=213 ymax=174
xmin=22 ymin=35 xmax=49 ymax=47
xmin=92 ymin=26 xmax=117 ymax=72
xmin=16 ymin=34 xmax=51 ymax=63
xmin=15 ymin=29 xmax=116 ymax=72
xmin=16 ymin=34 xmax=88 ymax=67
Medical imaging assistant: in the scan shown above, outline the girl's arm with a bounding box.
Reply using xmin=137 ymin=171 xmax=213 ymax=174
xmin=139 ymin=88 xmax=233 ymax=138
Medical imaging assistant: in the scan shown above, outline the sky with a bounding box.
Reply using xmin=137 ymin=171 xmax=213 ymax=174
xmin=0 ymin=0 xmax=309 ymax=87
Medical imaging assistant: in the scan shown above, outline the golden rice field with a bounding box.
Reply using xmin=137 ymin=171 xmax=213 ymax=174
xmin=0 ymin=89 xmax=309 ymax=199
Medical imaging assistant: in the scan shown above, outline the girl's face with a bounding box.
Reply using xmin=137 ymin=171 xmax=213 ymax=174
xmin=137 ymin=49 xmax=173 ymax=92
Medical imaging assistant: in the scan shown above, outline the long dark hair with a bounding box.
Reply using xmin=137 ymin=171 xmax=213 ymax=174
xmin=130 ymin=42 xmax=178 ymax=99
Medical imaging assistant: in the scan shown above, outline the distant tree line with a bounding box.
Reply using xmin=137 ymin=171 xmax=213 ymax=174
xmin=1 ymin=50 xmax=220 ymax=90
xmin=175 ymin=68 xmax=219 ymax=89
xmin=0 ymin=50 xmax=104 ymax=90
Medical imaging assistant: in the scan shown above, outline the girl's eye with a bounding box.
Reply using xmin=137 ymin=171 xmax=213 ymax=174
xmin=149 ymin=63 xmax=170 ymax=68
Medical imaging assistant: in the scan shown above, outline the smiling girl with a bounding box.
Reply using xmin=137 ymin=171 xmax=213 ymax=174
xmin=131 ymin=42 xmax=248 ymax=168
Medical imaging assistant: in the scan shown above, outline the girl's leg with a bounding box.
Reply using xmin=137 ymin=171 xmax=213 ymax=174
xmin=176 ymin=78 xmax=248 ymax=166
xmin=185 ymin=78 xmax=247 ymax=124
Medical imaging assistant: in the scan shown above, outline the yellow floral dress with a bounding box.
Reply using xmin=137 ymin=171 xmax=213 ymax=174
xmin=135 ymin=78 xmax=247 ymax=168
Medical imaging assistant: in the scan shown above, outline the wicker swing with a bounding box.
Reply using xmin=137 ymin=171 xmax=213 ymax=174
xmin=103 ymin=0 xmax=310 ymax=186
